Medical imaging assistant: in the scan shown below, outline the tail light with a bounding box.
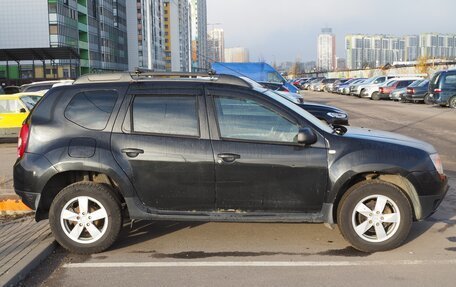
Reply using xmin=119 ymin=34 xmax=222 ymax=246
xmin=407 ymin=88 xmax=415 ymax=94
xmin=18 ymin=123 xmax=30 ymax=158
xmin=379 ymin=87 xmax=384 ymax=93
xmin=434 ymin=88 xmax=442 ymax=93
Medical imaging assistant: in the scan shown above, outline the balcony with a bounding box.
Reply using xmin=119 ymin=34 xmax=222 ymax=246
xmin=78 ymin=22 xmax=88 ymax=32
xmin=77 ymin=3 xmax=87 ymax=14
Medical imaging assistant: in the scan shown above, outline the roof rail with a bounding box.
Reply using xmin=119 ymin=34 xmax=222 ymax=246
xmin=74 ymin=71 xmax=252 ymax=88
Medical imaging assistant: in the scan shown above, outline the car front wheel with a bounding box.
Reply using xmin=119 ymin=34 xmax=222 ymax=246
xmin=337 ymin=180 xmax=412 ymax=252
xmin=49 ymin=182 xmax=122 ymax=254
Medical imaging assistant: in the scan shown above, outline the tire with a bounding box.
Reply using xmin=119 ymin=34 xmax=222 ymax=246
xmin=358 ymin=90 xmax=364 ymax=98
xmin=49 ymin=182 xmax=122 ymax=254
xmin=449 ymin=96 xmax=456 ymax=108
xmin=424 ymin=94 xmax=432 ymax=105
xmin=371 ymin=92 xmax=380 ymax=101
xmin=337 ymin=180 xmax=412 ymax=253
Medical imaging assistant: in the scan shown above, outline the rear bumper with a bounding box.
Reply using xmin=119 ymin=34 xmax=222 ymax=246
xmin=377 ymin=93 xmax=391 ymax=99
xmin=404 ymin=94 xmax=425 ymax=101
xmin=0 ymin=127 xmax=19 ymax=138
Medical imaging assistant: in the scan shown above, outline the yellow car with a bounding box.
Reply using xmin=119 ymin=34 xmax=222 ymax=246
xmin=0 ymin=92 xmax=44 ymax=138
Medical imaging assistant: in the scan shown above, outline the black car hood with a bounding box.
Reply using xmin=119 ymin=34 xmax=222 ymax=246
xmin=342 ymin=126 xmax=436 ymax=154
xmin=299 ymin=102 xmax=346 ymax=113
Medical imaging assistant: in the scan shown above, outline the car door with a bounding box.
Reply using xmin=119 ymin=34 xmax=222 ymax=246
xmin=207 ymin=87 xmax=328 ymax=213
xmin=111 ymin=84 xmax=215 ymax=211
xmin=0 ymin=97 xmax=28 ymax=129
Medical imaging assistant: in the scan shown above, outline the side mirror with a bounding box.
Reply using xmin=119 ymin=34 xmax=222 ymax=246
xmin=297 ymin=127 xmax=317 ymax=145
xmin=19 ymin=108 xmax=27 ymax=113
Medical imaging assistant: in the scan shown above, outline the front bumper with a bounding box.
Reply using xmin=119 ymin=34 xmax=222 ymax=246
xmin=407 ymin=171 xmax=449 ymax=220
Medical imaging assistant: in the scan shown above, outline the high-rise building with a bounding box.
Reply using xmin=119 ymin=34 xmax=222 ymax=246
xmin=224 ymin=47 xmax=249 ymax=63
xmin=163 ymin=0 xmax=191 ymax=72
xmin=317 ymin=28 xmax=336 ymax=71
xmin=190 ymin=0 xmax=208 ymax=71
xmin=345 ymin=34 xmax=405 ymax=69
xmin=207 ymin=28 xmax=225 ymax=63
xmin=127 ymin=0 xmax=166 ymax=71
xmin=0 ymin=0 xmax=128 ymax=78
xmin=346 ymin=33 xmax=456 ymax=69
xmin=420 ymin=33 xmax=456 ymax=59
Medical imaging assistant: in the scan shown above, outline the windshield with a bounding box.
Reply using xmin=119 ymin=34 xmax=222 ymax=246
xmin=362 ymin=77 xmax=376 ymax=84
xmin=261 ymin=89 xmax=333 ymax=133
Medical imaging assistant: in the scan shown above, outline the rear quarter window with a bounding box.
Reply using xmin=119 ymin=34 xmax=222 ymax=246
xmin=64 ymin=90 xmax=118 ymax=130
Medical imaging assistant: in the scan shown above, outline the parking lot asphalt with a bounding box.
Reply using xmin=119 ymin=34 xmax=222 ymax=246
xmin=14 ymin=90 xmax=456 ymax=287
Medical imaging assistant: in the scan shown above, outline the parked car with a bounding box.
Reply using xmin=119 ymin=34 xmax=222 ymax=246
xmin=316 ymin=78 xmax=338 ymax=92
xmin=373 ymin=78 xmax=421 ymax=100
xmin=304 ymin=77 xmax=323 ymax=90
xmin=14 ymin=71 xmax=448 ymax=254
xmin=0 ymin=92 xmax=44 ymax=138
xmin=389 ymin=87 xmax=408 ymax=101
xmin=329 ymin=79 xmax=350 ymax=93
xmin=428 ymin=69 xmax=456 ymax=108
xmin=402 ymin=80 xmax=430 ymax=104
xmin=351 ymin=76 xmax=390 ymax=97
xmin=293 ymin=78 xmax=311 ymax=89
xmin=309 ymin=78 xmax=325 ymax=91
xmin=339 ymin=78 xmax=366 ymax=95
xmin=2 ymin=86 xmax=21 ymax=94
xmin=241 ymin=77 xmax=349 ymax=125
xmin=20 ymin=80 xmax=73 ymax=93
xmin=211 ymin=62 xmax=299 ymax=93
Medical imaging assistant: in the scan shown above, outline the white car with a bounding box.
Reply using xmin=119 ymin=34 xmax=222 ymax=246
xmin=351 ymin=76 xmax=397 ymax=97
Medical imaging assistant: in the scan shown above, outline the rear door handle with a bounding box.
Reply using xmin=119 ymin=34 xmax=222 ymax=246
xmin=217 ymin=153 xmax=241 ymax=163
xmin=121 ymin=148 xmax=144 ymax=158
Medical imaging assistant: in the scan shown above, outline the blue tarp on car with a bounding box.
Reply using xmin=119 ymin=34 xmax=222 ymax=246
xmin=211 ymin=62 xmax=298 ymax=93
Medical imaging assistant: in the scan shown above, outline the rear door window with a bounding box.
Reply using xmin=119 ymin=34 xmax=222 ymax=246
xmin=129 ymin=95 xmax=199 ymax=137
xmin=65 ymin=90 xmax=118 ymax=130
xmin=442 ymin=74 xmax=456 ymax=88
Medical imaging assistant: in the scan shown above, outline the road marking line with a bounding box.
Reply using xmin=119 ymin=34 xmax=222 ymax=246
xmin=63 ymin=259 xmax=456 ymax=268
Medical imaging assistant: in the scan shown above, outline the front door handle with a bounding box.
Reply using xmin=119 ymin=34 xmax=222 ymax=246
xmin=121 ymin=148 xmax=144 ymax=158
xmin=217 ymin=153 xmax=241 ymax=163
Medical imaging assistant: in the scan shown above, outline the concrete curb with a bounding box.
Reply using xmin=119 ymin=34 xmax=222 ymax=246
xmin=0 ymin=235 xmax=56 ymax=287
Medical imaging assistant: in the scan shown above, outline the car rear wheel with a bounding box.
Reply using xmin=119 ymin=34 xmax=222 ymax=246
xmin=337 ymin=180 xmax=412 ymax=252
xmin=49 ymin=182 xmax=122 ymax=254
xmin=449 ymin=96 xmax=456 ymax=108
xmin=371 ymin=92 xmax=380 ymax=101
xmin=424 ymin=94 xmax=432 ymax=105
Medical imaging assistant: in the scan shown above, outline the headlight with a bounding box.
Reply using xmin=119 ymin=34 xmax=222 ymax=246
xmin=430 ymin=153 xmax=445 ymax=178
xmin=327 ymin=112 xmax=347 ymax=119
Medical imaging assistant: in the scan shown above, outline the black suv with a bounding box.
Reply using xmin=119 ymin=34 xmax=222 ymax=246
xmin=14 ymin=72 xmax=448 ymax=254
xmin=429 ymin=69 xmax=456 ymax=108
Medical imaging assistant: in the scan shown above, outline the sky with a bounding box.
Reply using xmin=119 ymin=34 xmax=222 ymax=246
xmin=206 ymin=0 xmax=456 ymax=63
